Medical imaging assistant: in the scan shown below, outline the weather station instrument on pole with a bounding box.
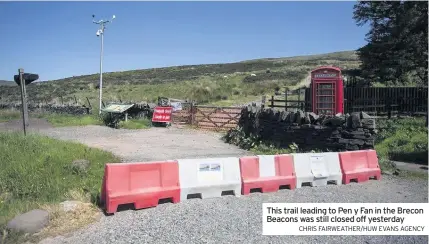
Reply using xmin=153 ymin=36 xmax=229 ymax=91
xmin=92 ymin=14 xmax=115 ymax=115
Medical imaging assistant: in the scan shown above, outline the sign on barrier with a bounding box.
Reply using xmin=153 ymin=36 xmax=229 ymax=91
xmin=198 ymin=163 xmax=223 ymax=182
xmin=292 ymin=152 xmax=342 ymax=188
xmin=177 ymin=157 xmax=242 ymax=200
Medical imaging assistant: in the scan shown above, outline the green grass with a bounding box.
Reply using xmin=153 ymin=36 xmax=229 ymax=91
xmin=0 ymin=131 xmax=120 ymax=232
xmin=208 ymin=95 xmax=262 ymax=106
xmin=375 ymin=117 xmax=428 ymax=168
xmin=39 ymin=113 xmax=103 ymax=127
xmin=118 ymin=119 xmax=151 ymax=129
xmin=0 ymin=109 xmax=103 ymax=127
xmin=0 ymin=110 xmax=21 ymax=122
xmin=36 ymin=113 xmax=102 ymax=127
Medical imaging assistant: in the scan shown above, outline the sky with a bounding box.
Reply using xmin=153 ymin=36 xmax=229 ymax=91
xmin=0 ymin=1 xmax=369 ymax=81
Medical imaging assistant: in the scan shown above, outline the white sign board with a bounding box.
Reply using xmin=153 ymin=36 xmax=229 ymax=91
xmin=171 ymin=102 xmax=182 ymax=111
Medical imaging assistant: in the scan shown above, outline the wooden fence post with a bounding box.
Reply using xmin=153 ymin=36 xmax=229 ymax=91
xmin=426 ymin=112 xmax=428 ymax=127
xmin=86 ymin=97 xmax=92 ymax=109
xmin=261 ymin=95 xmax=266 ymax=109
xmin=387 ymin=100 xmax=392 ymax=119
xmin=190 ymin=102 xmax=195 ymax=125
xmin=270 ymin=96 xmax=274 ymax=108
xmin=284 ymin=87 xmax=288 ymax=111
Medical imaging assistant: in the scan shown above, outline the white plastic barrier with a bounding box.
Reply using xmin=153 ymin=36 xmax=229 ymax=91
xmin=292 ymin=152 xmax=342 ymax=188
xmin=177 ymin=157 xmax=242 ymax=200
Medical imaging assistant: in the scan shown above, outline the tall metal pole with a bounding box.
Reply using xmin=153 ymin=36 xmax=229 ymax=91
xmin=93 ymin=14 xmax=115 ymax=115
xmin=99 ymin=22 xmax=104 ymax=115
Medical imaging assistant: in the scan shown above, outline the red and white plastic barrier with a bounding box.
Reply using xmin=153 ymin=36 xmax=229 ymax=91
xmin=101 ymin=150 xmax=381 ymax=213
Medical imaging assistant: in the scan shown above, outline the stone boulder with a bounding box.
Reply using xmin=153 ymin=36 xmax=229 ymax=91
xmin=308 ymin=112 xmax=319 ymax=123
xmin=7 ymin=209 xmax=49 ymax=234
xmin=70 ymin=159 xmax=90 ymax=174
xmin=347 ymin=112 xmax=361 ymax=129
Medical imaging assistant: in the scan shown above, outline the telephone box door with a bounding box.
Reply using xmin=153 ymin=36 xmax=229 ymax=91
xmin=310 ymin=66 xmax=344 ymax=115
xmin=314 ymin=82 xmax=336 ymax=115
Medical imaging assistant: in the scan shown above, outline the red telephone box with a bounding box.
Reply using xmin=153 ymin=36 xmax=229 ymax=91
xmin=310 ymin=66 xmax=344 ymax=115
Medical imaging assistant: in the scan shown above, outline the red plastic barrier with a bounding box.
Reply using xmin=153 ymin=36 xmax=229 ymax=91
xmin=101 ymin=161 xmax=180 ymax=214
xmin=239 ymin=155 xmax=296 ymax=195
xmin=338 ymin=150 xmax=381 ymax=184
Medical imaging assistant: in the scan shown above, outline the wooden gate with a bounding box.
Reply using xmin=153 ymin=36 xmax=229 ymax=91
xmin=171 ymin=102 xmax=193 ymax=124
xmin=193 ymin=106 xmax=242 ymax=131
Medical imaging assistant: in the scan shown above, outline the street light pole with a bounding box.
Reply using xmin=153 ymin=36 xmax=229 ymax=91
xmin=93 ymin=14 xmax=115 ymax=115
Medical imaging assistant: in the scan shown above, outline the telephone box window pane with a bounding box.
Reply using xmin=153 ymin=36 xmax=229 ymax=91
xmin=318 ymin=84 xmax=333 ymax=89
xmin=318 ymin=96 xmax=333 ymax=103
xmin=317 ymin=88 xmax=334 ymax=96
xmin=317 ymin=103 xmax=334 ymax=109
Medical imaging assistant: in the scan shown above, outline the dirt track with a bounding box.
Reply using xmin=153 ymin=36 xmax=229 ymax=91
xmin=0 ymin=118 xmax=54 ymax=132
xmin=35 ymin=124 xmax=253 ymax=162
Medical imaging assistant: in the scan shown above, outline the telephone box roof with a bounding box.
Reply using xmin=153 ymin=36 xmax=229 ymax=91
xmin=311 ymin=66 xmax=342 ymax=73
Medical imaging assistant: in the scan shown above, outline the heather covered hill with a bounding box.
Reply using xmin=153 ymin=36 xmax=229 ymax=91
xmin=0 ymin=51 xmax=359 ymax=106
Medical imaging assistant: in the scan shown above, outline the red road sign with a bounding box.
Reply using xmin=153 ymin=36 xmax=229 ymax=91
xmin=152 ymin=106 xmax=173 ymax=123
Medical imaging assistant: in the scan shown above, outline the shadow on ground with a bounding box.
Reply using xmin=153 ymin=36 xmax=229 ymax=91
xmin=390 ymin=151 xmax=428 ymax=166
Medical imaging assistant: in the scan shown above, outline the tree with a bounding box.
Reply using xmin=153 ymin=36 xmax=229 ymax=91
xmin=353 ymin=1 xmax=428 ymax=85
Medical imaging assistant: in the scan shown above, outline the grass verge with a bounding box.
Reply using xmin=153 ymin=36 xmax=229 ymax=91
xmin=118 ymin=119 xmax=152 ymax=129
xmin=0 ymin=110 xmax=21 ymax=122
xmin=375 ymin=117 xmax=428 ymax=170
xmin=36 ymin=113 xmax=102 ymax=127
xmin=0 ymin=109 xmax=102 ymax=127
xmin=0 ymin=131 xmax=120 ymax=243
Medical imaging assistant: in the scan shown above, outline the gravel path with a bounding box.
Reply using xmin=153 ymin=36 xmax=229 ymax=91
xmin=40 ymin=175 xmax=428 ymax=244
xmin=37 ymin=125 xmax=253 ymax=162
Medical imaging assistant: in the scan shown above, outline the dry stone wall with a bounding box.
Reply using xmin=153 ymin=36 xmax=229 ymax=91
xmin=0 ymin=103 xmax=90 ymax=115
xmin=239 ymin=106 xmax=376 ymax=151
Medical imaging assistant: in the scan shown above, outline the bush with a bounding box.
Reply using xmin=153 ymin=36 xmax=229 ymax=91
xmin=375 ymin=117 xmax=428 ymax=165
xmin=101 ymin=113 xmax=121 ymax=128
xmin=223 ymin=127 xmax=302 ymax=154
